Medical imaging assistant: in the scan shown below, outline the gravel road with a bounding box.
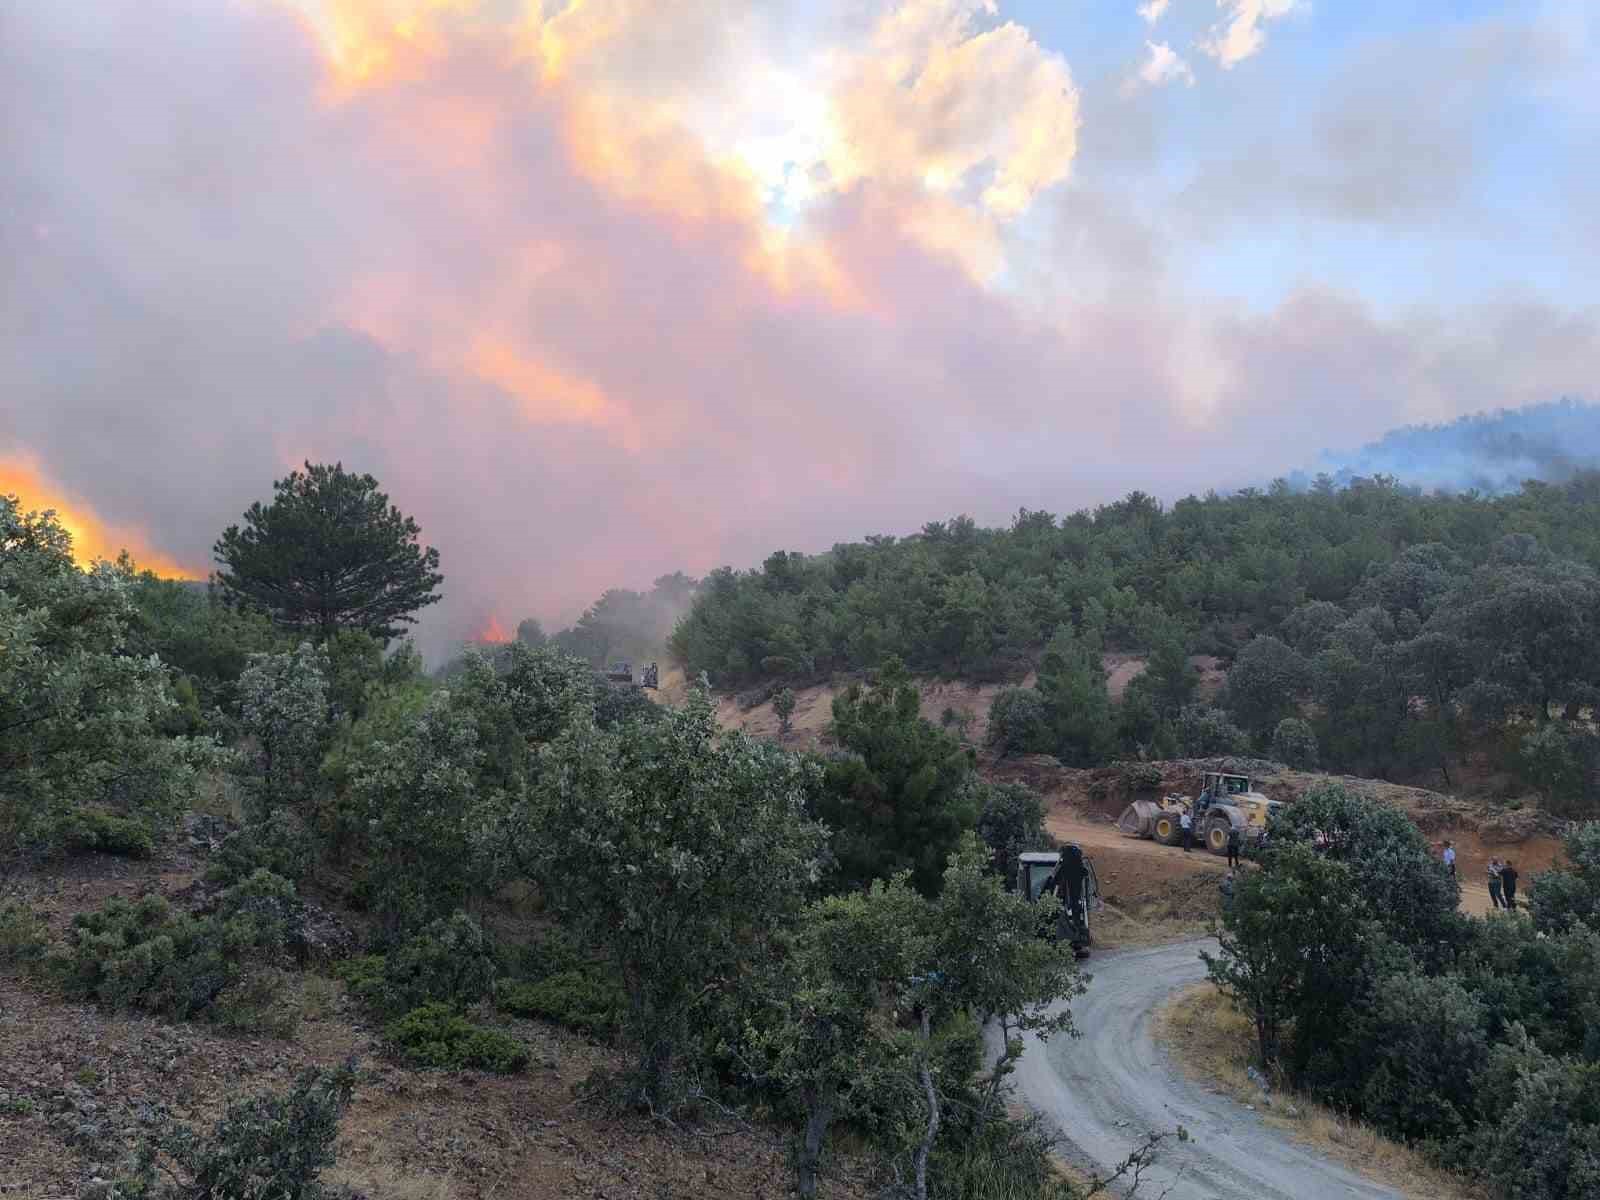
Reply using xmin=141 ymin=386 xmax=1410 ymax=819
xmin=1004 ymin=940 xmax=1407 ymax=1199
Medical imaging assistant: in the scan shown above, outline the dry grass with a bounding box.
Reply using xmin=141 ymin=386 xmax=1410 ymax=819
xmin=1156 ymin=984 xmax=1486 ymax=1200
xmin=1090 ymin=903 xmax=1209 ymax=950
xmin=326 ymin=1162 xmax=456 ymax=1200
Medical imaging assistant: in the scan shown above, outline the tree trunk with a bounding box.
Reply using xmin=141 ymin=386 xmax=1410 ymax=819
xmin=797 ymin=1090 xmax=832 ymax=1200
xmin=975 ymin=1019 xmax=1017 ymax=1131
xmin=913 ymin=1008 xmax=940 ymax=1200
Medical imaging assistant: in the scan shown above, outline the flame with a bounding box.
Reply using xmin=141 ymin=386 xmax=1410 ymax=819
xmin=0 ymin=457 xmax=201 ymax=579
xmin=475 ymin=614 xmax=510 ymax=643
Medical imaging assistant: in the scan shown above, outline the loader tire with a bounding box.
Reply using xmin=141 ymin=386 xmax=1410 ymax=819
xmin=1206 ymin=819 xmax=1232 ymax=855
xmin=1153 ymin=815 xmax=1181 ymax=846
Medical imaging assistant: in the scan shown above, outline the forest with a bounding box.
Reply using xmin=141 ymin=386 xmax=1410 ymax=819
xmin=0 ymin=466 xmax=1093 ymax=1200
xmin=6 ymin=460 xmax=1600 ymax=1200
xmin=668 ymin=473 xmax=1600 ymax=813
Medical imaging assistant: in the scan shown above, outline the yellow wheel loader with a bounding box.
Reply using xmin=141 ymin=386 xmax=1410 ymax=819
xmin=1117 ymin=771 xmax=1282 ymax=857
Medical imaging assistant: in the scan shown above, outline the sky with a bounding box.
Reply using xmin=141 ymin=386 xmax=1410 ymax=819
xmin=3 ymin=0 xmax=1598 ymax=656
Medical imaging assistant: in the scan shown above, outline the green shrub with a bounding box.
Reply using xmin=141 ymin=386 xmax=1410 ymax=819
xmin=332 ymin=954 xmax=390 ymax=1012
xmin=975 ymin=781 xmax=1053 ymax=890
xmin=102 ymin=1061 xmax=356 ymax=1200
xmin=55 ymin=886 xmax=292 ymax=1023
xmin=385 ymin=1003 xmax=529 ymax=1073
xmin=1270 ymin=718 xmax=1320 ymax=769
xmin=215 ymin=868 xmax=304 ymax=958
xmin=1119 ymin=761 xmax=1165 ymax=793
xmin=1519 ymin=723 xmax=1596 ymax=816
xmin=504 ymin=927 xmax=586 ymax=983
xmin=334 ymin=912 xmax=497 ymax=1018
xmin=1472 ymin=1032 xmax=1600 ymax=1200
xmin=774 ymin=687 xmax=798 ymax=734
xmin=381 ymin=912 xmax=497 ymax=1012
xmin=929 ymin=1111 xmax=1079 ymax=1200
xmin=205 ymin=810 xmax=315 ymax=886
xmin=212 ymin=967 xmax=299 ymax=1038
xmin=1176 ymin=705 xmax=1250 ymax=757
xmin=1354 ymin=970 xmax=1488 ymax=1143
xmin=987 ymin=687 xmax=1052 ymax=756
xmin=0 ymin=898 xmax=49 ymax=970
xmin=54 ymin=809 xmax=154 ymax=859
xmin=497 ymin=968 xmax=623 ymax=1038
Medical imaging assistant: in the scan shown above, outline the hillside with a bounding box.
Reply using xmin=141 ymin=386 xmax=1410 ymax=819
xmin=693 ymin=668 xmax=1568 ymax=927
xmin=661 ymin=472 xmax=1600 ymax=817
xmin=1 ymin=841 xmax=863 ymax=1200
xmin=679 ymin=656 xmax=1227 ymax=751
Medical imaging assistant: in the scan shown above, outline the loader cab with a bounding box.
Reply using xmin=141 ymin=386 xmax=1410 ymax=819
xmin=1019 ymin=851 xmax=1061 ymax=903
xmin=1204 ymin=772 xmax=1252 ymax=798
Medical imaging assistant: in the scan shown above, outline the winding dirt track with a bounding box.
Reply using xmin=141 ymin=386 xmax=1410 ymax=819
xmin=1004 ymin=940 xmax=1406 ymax=1199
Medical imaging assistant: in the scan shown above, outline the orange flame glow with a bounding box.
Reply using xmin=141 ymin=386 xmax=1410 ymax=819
xmin=475 ymin=615 xmax=510 ymax=643
xmin=0 ymin=458 xmax=201 ymax=579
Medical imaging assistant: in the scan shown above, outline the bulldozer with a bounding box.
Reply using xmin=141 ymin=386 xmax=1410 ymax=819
xmin=1018 ymin=847 xmax=1101 ymax=959
xmin=1118 ymin=771 xmax=1283 ymax=856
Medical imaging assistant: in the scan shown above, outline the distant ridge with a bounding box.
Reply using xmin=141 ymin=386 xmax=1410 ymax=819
xmin=1294 ymin=398 xmax=1600 ymax=495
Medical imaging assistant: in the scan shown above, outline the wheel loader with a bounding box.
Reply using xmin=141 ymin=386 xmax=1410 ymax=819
xmin=1117 ymin=771 xmax=1282 ymax=856
xmin=1018 ymin=847 xmax=1102 ymax=959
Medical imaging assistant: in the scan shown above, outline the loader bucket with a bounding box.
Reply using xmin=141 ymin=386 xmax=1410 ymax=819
xmin=1118 ymin=799 xmax=1159 ymax=838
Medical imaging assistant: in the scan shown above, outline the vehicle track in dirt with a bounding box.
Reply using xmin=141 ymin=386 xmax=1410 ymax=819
xmin=1004 ymin=940 xmax=1406 ymax=1199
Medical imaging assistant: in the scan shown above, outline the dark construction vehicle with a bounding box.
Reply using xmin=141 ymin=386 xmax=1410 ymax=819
xmin=1018 ymin=847 xmax=1101 ymax=959
xmin=602 ymin=661 xmax=660 ymax=689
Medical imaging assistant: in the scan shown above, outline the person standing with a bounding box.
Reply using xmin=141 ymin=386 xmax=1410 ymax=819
xmin=1443 ymin=841 xmax=1456 ymax=877
xmin=1487 ymin=858 xmax=1505 ymax=910
xmin=1180 ymin=809 xmax=1193 ymax=852
xmin=1226 ymin=826 xmax=1242 ymax=870
xmin=1219 ymin=871 xmax=1235 ymax=909
xmin=1501 ymin=860 xmax=1519 ymax=910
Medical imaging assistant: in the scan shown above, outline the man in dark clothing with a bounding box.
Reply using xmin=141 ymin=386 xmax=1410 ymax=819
xmin=1226 ymin=826 xmax=1242 ymax=869
xmin=1501 ymin=861 xmax=1519 ymax=910
xmin=1041 ymin=846 xmax=1090 ymax=949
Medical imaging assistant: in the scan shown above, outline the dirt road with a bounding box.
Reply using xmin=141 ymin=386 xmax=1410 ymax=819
xmin=1004 ymin=940 xmax=1405 ymax=1199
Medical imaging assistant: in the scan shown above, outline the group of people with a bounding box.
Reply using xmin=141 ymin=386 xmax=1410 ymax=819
xmin=1487 ymin=856 xmax=1520 ymax=910
xmin=1439 ymin=840 xmax=1520 ymax=910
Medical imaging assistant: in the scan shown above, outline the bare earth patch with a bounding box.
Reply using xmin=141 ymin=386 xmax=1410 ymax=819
xmin=1154 ymin=983 xmax=1485 ymax=1200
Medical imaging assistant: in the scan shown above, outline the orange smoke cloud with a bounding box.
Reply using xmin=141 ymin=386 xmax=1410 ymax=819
xmin=302 ymin=0 xmax=475 ymax=91
xmin=0 ymin=458 xmax=201 ymax=579
xmin=468 ymin=338 xmax=642 ymax=451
